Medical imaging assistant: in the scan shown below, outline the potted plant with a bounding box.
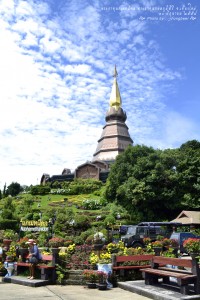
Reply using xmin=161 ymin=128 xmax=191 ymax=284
xmin=98 ymin=252 xmax=111 ymax=264
xmin=108 ymin=272 xmax=118 ymax=287
xmin=16 ymin=237 xmax=29 ymax=261
xmin=82 ymin=269 xmax=98 ymax=288
xmin=143 ymin=237 xmax=151 ymax=246
xmin=162 ymin=238 xmax=171 ymax=247
xmin=162 ymin=247 xmax=176 ymax=258
xmin=5 ymin=244 xmax=17 ymax=262
xmin=183 ymin=238 xmax=200 ymax=258
xmin=48 ymin=237 xmax=64 ymax=257
xmin=48 ymin=237 xmax=64 ymax=248
xmin=97 ymin=252 xmax=112 ymax=280
xmin=89 ymin=252 xmax=99 ymax=268
xmin=3 ymin=230 xmax=16 ymax=250
xmin=3 ymin=230 xmax=16 ymax=240
xmin=93 ymin=232 xmax=105 ymax=251
xmin=0 ymin=261 xmax=7 ymax=276
xmin=169 ymin=239 xmax=179 ymax=248
xmin=152 ymin=240 xmax=163 ymax=256
xmin=106 ymin=240 xmax=124 ymax=254
xmin=4 ymin=244 xmax=17 ymax=277
xmin=97 ymin=271 xmax=107 ymax=290
xmin=152 ymin=240 xmax=163 ymax=248
xmin=17 ymin=237 xmax=29 ymax=249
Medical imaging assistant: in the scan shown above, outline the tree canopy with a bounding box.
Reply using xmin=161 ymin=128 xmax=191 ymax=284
xmin=105 ymin=140 xmax=200 ymax=223
xmin=5 ymin=182 xmax=23 ymax=197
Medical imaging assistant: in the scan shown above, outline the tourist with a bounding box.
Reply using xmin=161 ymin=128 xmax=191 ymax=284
xmin=26 ymin=239 xmax=41 ymax=279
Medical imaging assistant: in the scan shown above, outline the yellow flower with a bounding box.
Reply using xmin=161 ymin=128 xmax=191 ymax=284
xmin=99 ymin=252 xmax=111 ymax=264
xmin=67 ymin=243 xmax=75 ymax=253
xmin=89 ymin=252 xmax=99 ymax=264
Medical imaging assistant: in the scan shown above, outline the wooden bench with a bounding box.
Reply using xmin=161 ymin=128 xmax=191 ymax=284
xmin=141 ymin=256 xmax=200 ymax=295
xmin=16 ymin=254 xmax=57 ymax=282
xmin=112 ymin=254 xmax=154 ymax=277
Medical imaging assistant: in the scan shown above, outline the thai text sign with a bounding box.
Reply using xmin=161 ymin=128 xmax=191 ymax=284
xmin=20 ymin=219 xmax=49 ymax=232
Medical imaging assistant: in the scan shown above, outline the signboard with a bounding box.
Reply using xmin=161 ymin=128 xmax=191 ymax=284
xmin=20 ymin=219 xmax=49 ymax=232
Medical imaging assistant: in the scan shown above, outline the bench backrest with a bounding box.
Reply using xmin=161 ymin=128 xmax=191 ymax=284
xmin=152 ymin=256 xmax=192 ymax=268
xmin=115 ymin=254 xmax=154 ymax=264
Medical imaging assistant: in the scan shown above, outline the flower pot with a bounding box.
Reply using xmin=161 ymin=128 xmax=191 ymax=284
xmin=3 ymin=239 xmax=12 ymax=251
xmin=190 ymin=252 xmax=199 ymax=259
xmin=0 ymin=269 xmax=7 ymax=277
xmin=18 ymin=248 xmax=29 ymax=262
xmin=93 ymin=244 xmax=104 ymax=251
xmin=87 ymin=282 xmax=97 ymax=289
xmin=153 ymin=247 xmax=162 ymax=256
xmin=97 ymin=283 xmax=107 ymax=290
xmin=92 ymin=264 xmax=98 ymax=270
xmin=51 ymin=247 xmax=60 ymax=255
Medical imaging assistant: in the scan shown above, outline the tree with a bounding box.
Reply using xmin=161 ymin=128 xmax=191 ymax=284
xmin=105 ymin=145 xmax=155 ymax=202
xmin=177 ymin=140 xmax=200 ymax=209
xmin=105 ymin=141 xmax=200 ymax=222
xmin=3 ymin=183 xmax=7 ymax=198
xmin=6 ymin=182 xmax=23 ymax=196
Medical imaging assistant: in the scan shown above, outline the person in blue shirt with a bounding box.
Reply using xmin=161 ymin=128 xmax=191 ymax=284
xmin=26 ymin=239 xmax=41 ymax=279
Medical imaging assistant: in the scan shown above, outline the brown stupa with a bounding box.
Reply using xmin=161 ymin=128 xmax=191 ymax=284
xmin=92 ymin=66 xmax=133 ymax=163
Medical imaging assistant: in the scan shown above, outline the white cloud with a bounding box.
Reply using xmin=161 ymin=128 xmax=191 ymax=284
xmin=0 ymin=0 xmax=199 ymax=189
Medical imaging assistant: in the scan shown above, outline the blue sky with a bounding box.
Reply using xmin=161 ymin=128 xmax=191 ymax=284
xmin=0 ymin=0 xmax=199 ymax=188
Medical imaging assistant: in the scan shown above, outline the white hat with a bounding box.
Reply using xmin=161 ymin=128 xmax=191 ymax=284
xmin=26 ymin=239 xmax=36 ymax=244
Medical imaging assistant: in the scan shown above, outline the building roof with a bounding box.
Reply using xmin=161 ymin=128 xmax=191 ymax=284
xmin=171 ymin=210 xmax=200 ymax=225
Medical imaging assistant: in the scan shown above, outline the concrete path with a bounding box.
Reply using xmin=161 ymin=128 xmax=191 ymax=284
xmin=0 ymin=279 xmax=149 ymax=300
xmin=2 ymin=277 xmax=199 ymax=299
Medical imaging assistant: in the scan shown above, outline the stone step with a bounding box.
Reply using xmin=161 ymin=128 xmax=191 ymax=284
xmin=64 ymin=279 xmax=85 ymax=285
xmin=2 ymin=276 xmax=52 ymax=287
xmin=67 ymin=274 xmax=84 ymax=280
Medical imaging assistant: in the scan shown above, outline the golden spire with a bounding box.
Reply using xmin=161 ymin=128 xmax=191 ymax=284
xmin=109 ymin=65 xmax=122 ymax=110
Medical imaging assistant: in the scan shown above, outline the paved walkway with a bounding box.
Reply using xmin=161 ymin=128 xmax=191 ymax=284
xmin=0 ymin=279 xmax=149 ymax=300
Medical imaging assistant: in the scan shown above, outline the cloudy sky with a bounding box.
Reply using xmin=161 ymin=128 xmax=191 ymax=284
xmin=0 ymin=0 xmax=199 ymax=189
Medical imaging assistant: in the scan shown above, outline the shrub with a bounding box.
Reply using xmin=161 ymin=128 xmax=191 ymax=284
xmin=48 ymin=237 xmax=64 ymax=248
xmin=73 ymin=236 xmax=84 ymax=245
xmin=74 ymin=215 xmax=90 ymax=229
xmin=85 ymin=235 xmax=94 ymax=245
xmin=104 ymin=215 xmax=116 ymax=226
xmin=0 ymin=220 xmax=19 ymax=231
xmin=31 ymin=185 xmax=50 ymax=195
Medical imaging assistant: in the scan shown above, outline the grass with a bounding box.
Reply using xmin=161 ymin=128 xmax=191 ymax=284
xmin=12 ymin=193 xmax=101 ymax=210
xmin=0 ymin=192 xmax=102 ymax=215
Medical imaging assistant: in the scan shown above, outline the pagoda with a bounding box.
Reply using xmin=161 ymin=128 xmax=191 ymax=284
xmin=41 ymin=66 xmax=133 ymax=185
xmin=92 ymin=65 xmax=133 ymax=163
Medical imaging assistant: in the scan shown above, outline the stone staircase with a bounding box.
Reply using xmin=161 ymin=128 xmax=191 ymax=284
xmin=64 ymin=270 xmax=85 ymax=285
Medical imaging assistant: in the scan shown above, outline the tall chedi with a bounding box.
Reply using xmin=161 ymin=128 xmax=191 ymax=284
xmin=92 ymin=65 xmax=133 ymax=163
